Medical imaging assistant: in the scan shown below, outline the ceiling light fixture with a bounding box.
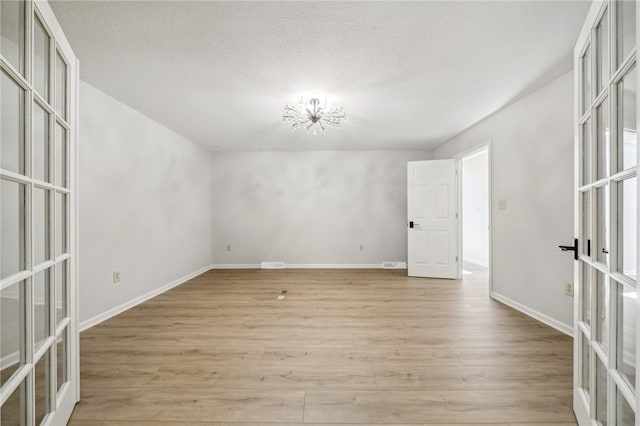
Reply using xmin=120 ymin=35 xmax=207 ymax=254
xmin=282 ymin=97 xmax=347 ymax=135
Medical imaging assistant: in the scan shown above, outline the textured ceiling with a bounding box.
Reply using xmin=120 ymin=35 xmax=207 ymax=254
xmin=50 ymin=1 xmax=591 ymax=152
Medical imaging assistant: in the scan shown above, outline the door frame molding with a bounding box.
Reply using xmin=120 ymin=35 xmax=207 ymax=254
xmin=452 ymin=140 xmax=493 ymax=295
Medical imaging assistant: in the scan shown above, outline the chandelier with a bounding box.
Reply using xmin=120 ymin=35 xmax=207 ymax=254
xmin=282 ymin=97 xmax=347 ymax=135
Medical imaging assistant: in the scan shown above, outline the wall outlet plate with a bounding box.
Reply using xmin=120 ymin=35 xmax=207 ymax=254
xmin=113 ymin=272 xmax=121 ymax=283
xmin=498 ymin=199 xmax=507 ymax=210
xmin=564 ymin=282 xmax=574 ymax=297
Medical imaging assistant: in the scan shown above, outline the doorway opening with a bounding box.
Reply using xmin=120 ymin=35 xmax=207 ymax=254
xmin=460 ymin=147 xmax=489 ymax=283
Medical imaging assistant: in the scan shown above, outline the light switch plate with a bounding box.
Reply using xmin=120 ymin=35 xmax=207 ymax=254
xmin=498 ymin=199 xmax=507 ymax=210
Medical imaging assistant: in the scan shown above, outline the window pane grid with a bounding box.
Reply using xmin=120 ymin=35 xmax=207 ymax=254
xmin=1 ymin=2 xmax=73 ymax=422
xmin=578 ymin=2 xmax=638 ymax=422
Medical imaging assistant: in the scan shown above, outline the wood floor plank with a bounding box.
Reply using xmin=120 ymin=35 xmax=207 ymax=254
xmin=72 ymin=387 xmax=305 ymax=423
xmin=303 ymin=389 xmax=574 ymax=423
xmin=67 ymin=268 xmax=575 ymax=424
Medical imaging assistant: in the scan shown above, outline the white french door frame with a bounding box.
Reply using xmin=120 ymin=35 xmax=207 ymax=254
xmin=0 ymin=0 xmax=79 ymax=424
xmin=452 ymin=140 xmax=493 ymax=294
xmin=573 ymin=0 xmax=639 ymax=424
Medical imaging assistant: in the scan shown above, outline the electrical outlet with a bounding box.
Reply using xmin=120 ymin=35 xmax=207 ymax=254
xmin=498 ymin=199 xmax=507 ymax=210
xmin=113 ymin=272 xmax=121 ymax=283
xmin=359 ymin=244 xmax=364 ymax=251
xmin=226 ymin=244 xmax=231 ymax=252
xmin=564 ymin=282 xmax=574 ymax=297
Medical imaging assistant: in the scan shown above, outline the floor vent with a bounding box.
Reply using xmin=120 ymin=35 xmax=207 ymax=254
xmin=261 ymin=261 xmax=286 ymax=269
xmin=382 ymin=261 xmax=407 ymax=269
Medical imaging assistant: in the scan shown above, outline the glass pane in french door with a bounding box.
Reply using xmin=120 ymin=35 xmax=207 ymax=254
xmin=55 ymin=260 xmax=67 ymax=325
xmin=616 ymin=388 xmax=635 ymax=424
xmin=582 ymin=119 xmax=592 ymax=186
xmin=596 ymin=8 xmax=609 ymax=94
xmin=0 ymin=380 xmax=25 ymax=426
xmin=582 ymin=44 xmax=592 ymax=115
xmin=1 ymin=71 xmax=25 ymax=175
xmin=617 ymin=280 xmax=637 ymax=391
xmin=1 ymin=179 xmax=26 ymax=279
xmin=596 ymin=355 xmax=608 ymax=424
xmin=55 ymin=192 xmax=67 ymax=257
xmin=617 ymin=0 xmax=636 ymax=67
xmin=55 ymin=51 xmax=67 ymax=120
xmin=34 ymin=268 xmax=51 ymax=350
xmin=617 ymin=65 xmax=637 ymax=172
xmin=33 ymin=101 xmax=51 ymax=183
xmin=33 ymin=15 xmax=50 ymax=102
xmin=55 ymin=122 xmax=67 ymax=188
xmin=597 ymin=98 xmax=610 ymax=179
xmin=35 ymin=349 xmax=52 ymax=424
xmin=596 ymin=271 xmax=610 ymax=353
xmin=581 ymin=332 xmax=591 ymax=396
xmin=56 ymin=327 xmax=68 ymax=394
xmin=0 ymin=0 xmax=24 ymax=76
xmin=582 ymin=262 xmax=592 ymax=325
xmin=34 ymin=186 xmax=50 ymax=266
xmin=596 ymin=185 xmax=610 ymax=266
xmin=617 ymin=177 xmax=637 ymax=280
xmin=1 ymin=281 xmax=24 ymax=387
xmin=581 ymin=190 xmax=592 ymax=258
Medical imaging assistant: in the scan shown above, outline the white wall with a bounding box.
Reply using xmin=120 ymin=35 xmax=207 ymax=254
xmin=433 ymin=71 xmax=574 ymax=330
xmin=211 ymin=150 xmax=430 ymax=266
xmin=79 ymin=81 xmax=212 ymax=326
xmin=462 ymin=150 xmax=489 ymax=267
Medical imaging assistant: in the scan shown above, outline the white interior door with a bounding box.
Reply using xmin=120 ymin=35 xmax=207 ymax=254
xmin=407 ymin=160 xmax=458 ymax=279
xmin=573 ymin=0 xmax=638 ymax=424
xmin=1 ymin=0 xmax=79 ymax=424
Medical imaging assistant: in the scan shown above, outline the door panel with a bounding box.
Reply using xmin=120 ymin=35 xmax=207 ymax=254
xmin=407 ymin=160 xmax=458 ymax=279
xmin=0 ymin=0 xmax=78 ymax=424
xmin=573 ymin=1 xmax=638 ymax=424
xmin=409 ymin=230 xmax=429 ymax=265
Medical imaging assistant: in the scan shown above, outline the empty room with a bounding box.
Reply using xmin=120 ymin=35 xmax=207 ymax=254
xmin=0 ymin=0 xmax=638 ymax=424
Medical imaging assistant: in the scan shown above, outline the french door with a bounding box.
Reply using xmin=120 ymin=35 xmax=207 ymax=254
xmin=574 ymin=0 xmax=638 ymax=424
xmin=0 ymin=0 xmax=78 ymax=424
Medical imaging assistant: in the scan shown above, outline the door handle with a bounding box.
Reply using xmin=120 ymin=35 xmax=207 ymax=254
xmin=558 ymin=238 xmax=578 ymax=261
xmin=602 ymin=248 xmax=609 ymax=254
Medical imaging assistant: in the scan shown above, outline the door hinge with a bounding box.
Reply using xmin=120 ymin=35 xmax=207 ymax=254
xmin=455 ymin=212 xmax=458 ymax=218
xmin=455 ymin=256 xmax=458 ymax=262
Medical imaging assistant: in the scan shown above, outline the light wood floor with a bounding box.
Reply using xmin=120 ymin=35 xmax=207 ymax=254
xmin=68 ymin=269 xmax=576 ymax=425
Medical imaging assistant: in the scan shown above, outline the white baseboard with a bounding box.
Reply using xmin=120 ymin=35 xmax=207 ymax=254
xmin=79 ymin=264 xmax=213 ymax=332
xmin=286 ymin=264 xmax=388 ymax=269
xmin=212 ymin=263 xmax=404 ymax=269
xmin=490 ymin=291 xmax=573 ymax=336
xmin=210 ymin=264 xmax=261 ymax=269
xmin=463 ymin=257 xmax=488 ymax=268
